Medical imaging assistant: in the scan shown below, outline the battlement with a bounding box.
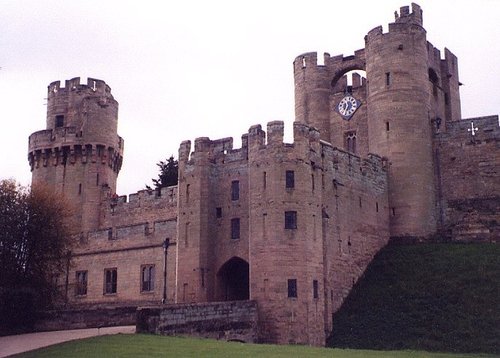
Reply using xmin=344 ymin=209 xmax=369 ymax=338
xmin=48 ymin=77 xmax=112 ymax=98
xmin=28 ymin=126 xmax=124 ymax=151
xmin=366 ymin=3 xmax=424 ymax=43
xmin=320 ymin=141 xmax=388 ymax=185
xmin=107 ymin=185 xmax=177 ymax=210
xmin=394 ymin=3 xmax=422 ymax=25
xmin=28 ymin=132 xmax=123 ymax=173
xmin=293 ymin=50 xmax=365 ymax=74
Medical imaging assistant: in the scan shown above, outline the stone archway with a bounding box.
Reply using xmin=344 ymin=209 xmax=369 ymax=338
xmin=216 ymin=257 xmax=249 ymax=301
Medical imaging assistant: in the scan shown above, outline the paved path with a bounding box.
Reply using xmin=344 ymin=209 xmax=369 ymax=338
xmin=0 ymin=326 xmax=136 ymax=357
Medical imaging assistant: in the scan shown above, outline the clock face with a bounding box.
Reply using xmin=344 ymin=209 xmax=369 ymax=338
xmin=337 ymin=95 xmax=360 ymax=120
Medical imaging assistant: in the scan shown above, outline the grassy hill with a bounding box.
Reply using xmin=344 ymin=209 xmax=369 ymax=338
xmin=327 ymin=243 xmax=499 ymax=354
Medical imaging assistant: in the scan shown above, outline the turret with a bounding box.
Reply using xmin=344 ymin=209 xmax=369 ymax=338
xmin=28 ymin=77 xmax=123 ymax=234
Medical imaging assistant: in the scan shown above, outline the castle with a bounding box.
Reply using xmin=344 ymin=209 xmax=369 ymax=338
xmin=28 ymin=3 xmax=499 ymax=345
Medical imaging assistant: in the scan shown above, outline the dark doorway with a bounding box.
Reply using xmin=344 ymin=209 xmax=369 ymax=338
xmin=216 ymin=257 xmax=249 ymax=301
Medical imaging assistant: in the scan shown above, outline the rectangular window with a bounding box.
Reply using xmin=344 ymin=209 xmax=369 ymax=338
xmin=55 ymin=115 xmax=64 ymax=128
xmin=285 ymin=211 xmax=297 ymax=229
xmin=288 ymin=279 xmax=297 ymax=298
xmin=75 ymin=270 xmax=88 ymax=296
xmin=313 ymin=279 xmax=319 ymax=299
xmin=216 ymin=207 xmax=222 ymax=218
xmin=141 ymin=265 xmax=155 ymax=292
xmin=386 ymin=72 xmax=391 ymax=86
xmin=386 ymin=122 xmax=390 ymax=131
xmin=231 ymin=180 xmax=239 ymax=201
xmin=263 ymin=171 xmax=267 ymax=189
xmin=104 ymin=268 xmax=117 ymax=294
xmin=231 ymin=218 xmax=240 ymax=240
xmin=285 ymin=170 xmax=295 ymax=189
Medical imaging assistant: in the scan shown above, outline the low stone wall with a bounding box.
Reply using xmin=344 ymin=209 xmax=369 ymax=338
xmin=137 ymin=300 xmax=258 ymax=343
xmin=34 ymin=305 xmax=137 ymax=332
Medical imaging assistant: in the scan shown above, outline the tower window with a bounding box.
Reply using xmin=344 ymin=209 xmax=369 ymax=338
xmin=216 ymin=207 xmax=222 ymax=218
xmin=386 ymin=122 xmax=390 ymax=131
xmin=285 ymin=170 xmax=295 ymax=189
xmin=288 ymin=279 xmax=297 ymax=298
xmin=313 ymin=280 xmax=319 ymax=299
xmin=231 ymin=218 xmax=240 ymax=240
xmin=104 ymin=268 xmax=117 ymax=294
xmin=55 ymin=115 xmax=64 ymax=128
xmin=231 ymin=180 xmax=239 ymax=201
xmin=386 ymin=72 xmax=391 ymax=86
xmin=285 ymin=211 xmax=297 ymax=229
xmin=345 ymin=131 xmax=357 ymax=153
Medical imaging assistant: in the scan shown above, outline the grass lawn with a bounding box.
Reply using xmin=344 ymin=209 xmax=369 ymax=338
xmin=328 ymin=243 xmax=499 ymax=354
xmin=12 ymin=334 xmax=497 ymax=358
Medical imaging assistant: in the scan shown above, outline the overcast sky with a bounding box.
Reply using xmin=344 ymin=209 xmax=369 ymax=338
xmin=1 ymin=0 xmax=499 ymax=195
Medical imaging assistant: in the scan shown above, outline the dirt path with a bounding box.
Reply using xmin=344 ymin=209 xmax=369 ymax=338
xmin=0 ymin=326 xmax=136 ymax=357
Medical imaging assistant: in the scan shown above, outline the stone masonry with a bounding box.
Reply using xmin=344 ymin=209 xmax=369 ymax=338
xmin=28 ymin=3 xmax=499 ymax=346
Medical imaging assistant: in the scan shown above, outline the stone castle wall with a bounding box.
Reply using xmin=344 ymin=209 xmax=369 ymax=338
xmin=436 ymin=115 xmax=500 ymax=241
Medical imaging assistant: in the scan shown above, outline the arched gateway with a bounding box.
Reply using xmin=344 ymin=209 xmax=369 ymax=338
xmin=216 ymin=257 xmax=249 ymax=301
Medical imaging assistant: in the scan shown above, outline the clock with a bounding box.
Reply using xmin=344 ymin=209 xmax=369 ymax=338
xmin=337 ymin=95 xmax=361 ymax=120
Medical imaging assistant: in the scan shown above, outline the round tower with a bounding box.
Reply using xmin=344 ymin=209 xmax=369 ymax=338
xmin=28 ymin=77 xmax=124 ymax=234
xmin=293 ymin=52 xmax=332 ymax=141
xmin=365 ymin=4 xmax=437 ymax=239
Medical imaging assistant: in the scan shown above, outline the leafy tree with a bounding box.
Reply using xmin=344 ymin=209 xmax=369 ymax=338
xmin=147 ymin=155 xmax=178 ymax=190
xmin=0 ymin=180 xmax=72 ymax=334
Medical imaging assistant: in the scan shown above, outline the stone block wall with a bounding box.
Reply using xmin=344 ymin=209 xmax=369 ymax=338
xmin=436 ymin=115 xmax=500 ymax=241
xmin=34 ymin=305 xmax=137 ymax=332
xmin=137 ymin=300 xmax=258 ymax=343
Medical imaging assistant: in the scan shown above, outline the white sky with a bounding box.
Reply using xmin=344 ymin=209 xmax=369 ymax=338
xmin=1 ymin=0 xmax=499 ymax=195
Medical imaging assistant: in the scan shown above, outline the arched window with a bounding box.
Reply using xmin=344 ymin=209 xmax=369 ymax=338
xmin=345 ymin=131 xmax=357 ymax=154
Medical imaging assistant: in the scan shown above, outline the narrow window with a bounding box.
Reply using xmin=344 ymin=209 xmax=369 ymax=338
xmin=186 ymin=184 xmax=190 ymax=203
xmin=96 ymin=173 xmax=100 ymax=186
xmin=359 ymin=196 xmax=362 ymax=208
xmin=107 ymin=228 xmax=113 ymax=240
xmin=75 ymin=271 xmax=88 ymax=296
xmin=231 ymin=218 xmax=240 ymax=239
xmin=285 ymin=170 xmax=295 ymax=189
xmin=78 ymin=183 xmax=82 ymax=195
xmin=285 ymin=211 xmax=297 ymax=229
xmin=386 ymin=72 xmax=391 ymax=86
xmin=216 ymin=207 xmax=222 ymax=218
xmin=141 ymin=265 xmax=155 ymax=292
xmin=444 ymin=93 xmax=449 ymax=105
xmin=288 ymin=279 xmax=297 ymax=298
xmin=104 ymin=268 xmax=117 ymax=294
xmin=345 ymin=131 xmax=357 ymax=153
xmin=313 ymin=279 xmax=319 ymax=299
xmin=376 ymin=201 xmax=379 ymax=212
xmin=231 ymin=180 xmax=239 ymax=201
xmin=392 ymin=207 xmax=396 ymax=216
xmin=263 ymin=171 xmax=267 ymax=189
xmin=311 ymin=174 xmax=315 ymax=191
xmin=55 ymin=115 xmax=64 ymax=128
xmin=386 ymin=122 xmax=390 ymax=131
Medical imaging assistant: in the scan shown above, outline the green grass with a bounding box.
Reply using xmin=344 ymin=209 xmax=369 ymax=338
xmin=328 ymin=243 xmax=500 ymax=354
xmin=12 ymin=334 xmax=497 ymax=358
